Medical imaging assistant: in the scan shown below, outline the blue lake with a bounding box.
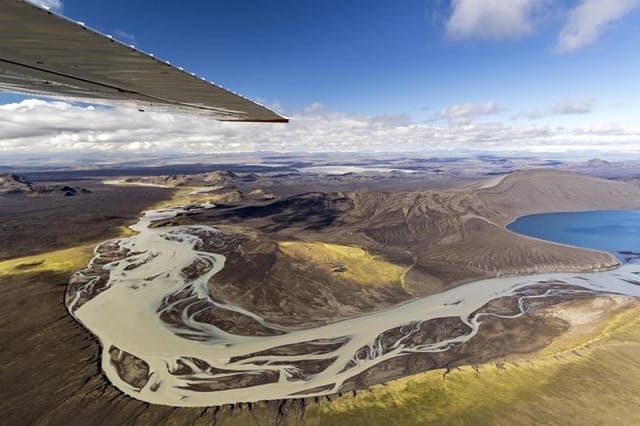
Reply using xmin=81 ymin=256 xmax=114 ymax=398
xmin=507 ymin=210 xmax=640 ymax=262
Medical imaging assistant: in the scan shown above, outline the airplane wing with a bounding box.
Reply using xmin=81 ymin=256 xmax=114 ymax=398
xmin=0 ymin=0 xmax=288 ymax=122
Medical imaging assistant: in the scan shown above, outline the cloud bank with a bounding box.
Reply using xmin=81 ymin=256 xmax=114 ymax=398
xmin=0 ymin=99 xmax=638 ymax=164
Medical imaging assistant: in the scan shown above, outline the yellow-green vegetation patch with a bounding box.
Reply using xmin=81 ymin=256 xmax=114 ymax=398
xmin=150 ymin=187 xmax=240 ymax=210
xmin=305 ymin=303 xmax=640 ymax=426
xmin=0 ymin=244 xmax=96 ymax=277
xmin=279 ymin=241 xmax=407 ymax=287
xmin=117 ymin=224 xmax=138 ymax=237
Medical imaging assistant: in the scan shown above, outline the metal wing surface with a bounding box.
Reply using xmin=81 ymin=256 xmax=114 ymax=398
xmin=0 ymin=0 xmax=288 ymax=122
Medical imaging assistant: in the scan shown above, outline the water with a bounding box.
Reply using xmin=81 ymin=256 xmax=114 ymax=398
xmin=507 ymin=210 xmax=640 ymax=262
xmin=66 ymin=206 xmax=640 ymax=407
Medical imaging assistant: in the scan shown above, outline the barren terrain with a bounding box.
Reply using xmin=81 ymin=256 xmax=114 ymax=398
xmin=154 ymin=170 xmax=640 ymax=328
xmin=2 ymin=162 xmax=640 ymax=424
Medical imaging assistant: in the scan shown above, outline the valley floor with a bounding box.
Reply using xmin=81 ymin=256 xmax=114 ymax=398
xmin=2 ymin=169 xmax=640 ymax=424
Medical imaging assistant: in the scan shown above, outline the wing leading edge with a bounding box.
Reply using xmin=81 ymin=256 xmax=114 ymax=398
xmin=0 ymin=0 xmax=288 ymax=123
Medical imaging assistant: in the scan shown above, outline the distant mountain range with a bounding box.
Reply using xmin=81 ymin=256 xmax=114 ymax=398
xmin=0 ymin=174 xmax=33 ymax=195
xmin=0 ymin=173 xmax=91 ymax=197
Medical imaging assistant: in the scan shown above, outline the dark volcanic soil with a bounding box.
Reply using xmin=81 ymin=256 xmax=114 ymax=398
xmin=0 ymin=270 xmax=313 ymax=425
xmin=0 ymin=181 xmax=171 ymax=260
xmin=3 ymin=169 xmax=640 ymax=425
xmin=0 ymin=268 xmax=592 ymax=426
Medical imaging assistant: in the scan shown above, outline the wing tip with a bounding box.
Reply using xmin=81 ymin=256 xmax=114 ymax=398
xmin=220 ymin=117 xmax=290 ymax=123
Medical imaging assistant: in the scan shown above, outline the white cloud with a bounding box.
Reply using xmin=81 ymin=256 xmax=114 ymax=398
xmin=514 ymin=98 xmax=595 ymax=120
xmin=557 ymin=0 xmax=639 ymax=52
xmin=551 ymin=97 xmax=594 ymax=115
xmin=512 ymin=110 xmax=544 ymax=121
xmin=444 ymin=0 xmax=637 ymax=52
xmin=114 ymin=30 xmax=136 ymax=45
xmin=0 ymin=99 xmax=639 ymax=164
xmin=26 ymin=0 xmax=63 ymax=12
xmin=439 ymin=101 xmax=498 ymax=119
xmin=302 ymin=102 xmax=324 ymax=114
xmin=446 ymin=0 xmax=545 ymax=40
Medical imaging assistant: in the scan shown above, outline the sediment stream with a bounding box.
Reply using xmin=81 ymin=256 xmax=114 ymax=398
xmin=66 ymin=204 xmax=640 ymax=407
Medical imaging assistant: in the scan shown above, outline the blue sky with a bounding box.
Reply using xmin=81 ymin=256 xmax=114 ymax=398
xmin=2 ymin=0 xmax=640 ymax=161
xmin=48 ymin=0 xmax=639 ymax=119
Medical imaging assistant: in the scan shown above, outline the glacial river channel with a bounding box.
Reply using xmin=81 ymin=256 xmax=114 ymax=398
xmin=67 ymin=204 xmax=640 ymax=407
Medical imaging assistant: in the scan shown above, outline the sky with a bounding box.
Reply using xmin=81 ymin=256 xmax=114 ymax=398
xmin=2 ymin=0 xmax=640 ymax=164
